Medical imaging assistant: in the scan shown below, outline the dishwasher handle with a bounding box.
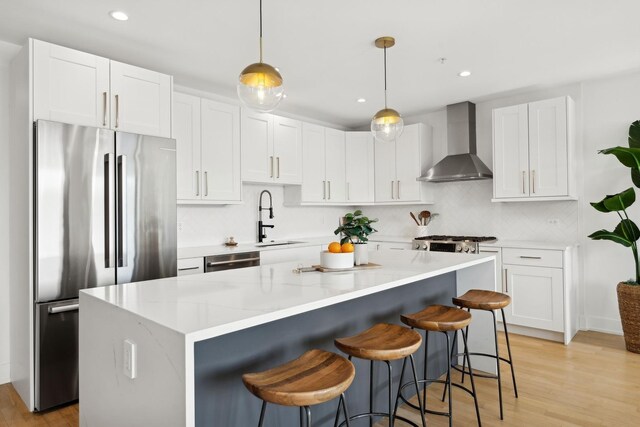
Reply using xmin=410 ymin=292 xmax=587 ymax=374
xmin=207 ymin=257 xmax=260 ymax=267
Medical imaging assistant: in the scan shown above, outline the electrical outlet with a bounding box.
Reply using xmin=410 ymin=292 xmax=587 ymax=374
xmin=547 ymin=218 xmax=560 ymax=225
xmin=123 ymin=339 xmax=137 ymax=379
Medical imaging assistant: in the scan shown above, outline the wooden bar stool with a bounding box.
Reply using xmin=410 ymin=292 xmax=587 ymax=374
xmin=242 ymin=349 xmax=354 ymax=426
xmin=398 ymin=305 xmax=481 ymax=427
xmin=451 ymin=289 xmax=518 ymax=420
xmin=334 ymin=323 xmax=426 ymax=427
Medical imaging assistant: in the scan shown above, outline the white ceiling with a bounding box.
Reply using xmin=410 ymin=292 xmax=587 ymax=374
xmin=1 ymin=0 xmax=639 ymax=128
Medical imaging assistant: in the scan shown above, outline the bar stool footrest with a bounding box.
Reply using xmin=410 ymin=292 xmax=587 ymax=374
xmin=398 ymin=379 xmax=476 ymax=415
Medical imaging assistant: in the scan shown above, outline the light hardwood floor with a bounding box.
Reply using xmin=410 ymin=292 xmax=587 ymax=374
xmin=0 ymin=331 xmax=638 ymax=426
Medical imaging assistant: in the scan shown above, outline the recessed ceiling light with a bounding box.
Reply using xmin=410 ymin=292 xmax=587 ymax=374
xmin=458 ymin=70 xmax=472 ymax=77
xmin=109 ymin=11 xmax=129 ymax=21
xmin=357 ymin=98 xmax=366 ymax=103
xmin=283 ymin=94 xmax=288 ymax=99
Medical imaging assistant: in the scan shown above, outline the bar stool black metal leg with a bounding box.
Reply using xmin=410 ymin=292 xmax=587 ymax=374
xmin=422 ymin=331 xmax=428 ymax=412
xmin=304 ymin=406 xmax=312 ymax=427
xmin=441 ymin=329 xmax=457 ymax=402
xmin=393 ymin=356 xmax=408 ymax=417
xmin=491 ymin=310 xmax=504 ymax=420
xmin=258 ymin=400 xmax=267 ymax=427
xmin=384 ymin=361 xmax=394 ymax=426
xmin=300 ymin=406 xmax=305 ymax=427
xmin=444 ymin=331 xmax=453 ymax=427
xmin=341 ymin=393 xmax=352 ymax=427
xmin=408 ymin=354 xmax=427 ymax=427
xmin=462 ymin=328 xmax=482 ymax=427
xmin=461 ymin=308 xmax=470 ymax=385
xmin=501 ymin=308 xmax=519 ymax=398
xmin=369 ymin=360 xmax=374 ymax=427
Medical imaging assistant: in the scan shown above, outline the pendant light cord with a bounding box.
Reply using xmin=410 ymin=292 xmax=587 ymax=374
xmin=383 ymin=46 xmax=388 ymax=108
xmin=259 ymin=0 xmax=263 ymax=63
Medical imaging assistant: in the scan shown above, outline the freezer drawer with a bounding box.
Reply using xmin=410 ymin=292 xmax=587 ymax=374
xmin=35 ymin=300 xmax=79 ymax=411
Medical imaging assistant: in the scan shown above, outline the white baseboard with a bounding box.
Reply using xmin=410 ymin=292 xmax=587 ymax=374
xmin=585 ymin=315 xmax=623 ymax=335
xmin=0 ymin=362 xmax=9 ymax=385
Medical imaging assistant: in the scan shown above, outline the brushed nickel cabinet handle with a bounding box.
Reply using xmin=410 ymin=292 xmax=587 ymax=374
xmin=532 ymin=169 xmax=536 ymax=194
xmin=276 ymin=157 xmax=280 ymax=178
xmin=397 ymin=180 xmax=400 ymax=200
xmin=322 ymin=181 xmax=326 ymax=200
xmin=269 ymin=156 xmax=274 ymax=178
xmin=204 ymin=171 xmax=209 ymax=197
xmin=195 ymin=171 xmax=200 ymax=196
xmin=519 ymin=255 xmax=542 ymax=260
xmin=115 ymin=94 xmax=119 ymax=128
xmin=347 ymin=182 xmax=350 ymax=200
xmin=102 ymin=92 xmax=107 ymax=126
xmin=522 ymin=171 xmax=526 ymax=194
xmin=504 ymin=268 xmax=508 ymax=293
xmin=328 ymin=181 xmax=331 ymax=200
xmin=391 ymin=181 xmax=395 ymax=199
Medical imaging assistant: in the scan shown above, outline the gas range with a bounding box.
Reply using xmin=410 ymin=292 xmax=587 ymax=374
xmin=412 ymin=235 xmax=497 ymax=253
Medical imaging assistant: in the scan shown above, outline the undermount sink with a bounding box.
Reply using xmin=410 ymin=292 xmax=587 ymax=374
xmin=255 ymin=240 xmax=305 ymax=248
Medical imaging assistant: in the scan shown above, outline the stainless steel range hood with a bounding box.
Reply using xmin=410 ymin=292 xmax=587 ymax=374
xmin=418 ymin=101 xmax=493 ymax=182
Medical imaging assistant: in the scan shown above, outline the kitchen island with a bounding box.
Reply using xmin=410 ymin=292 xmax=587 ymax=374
xmin=79 ymin=250 xmax=496 ymax=426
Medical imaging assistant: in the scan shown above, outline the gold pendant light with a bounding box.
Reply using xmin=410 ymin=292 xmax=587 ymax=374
xmin=237 ymin=0 xmax=284 ymax=112
xmin=371 ymin=36 xmax=404 ymax=142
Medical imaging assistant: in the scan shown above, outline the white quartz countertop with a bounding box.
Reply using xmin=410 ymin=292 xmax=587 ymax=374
xmin=81 ymin=250 xmax=495 ymax=342
xmin=177 ymin=235 xmax=414 ymax=259
xmin=480 ymin=240 xmax=577 ymax=250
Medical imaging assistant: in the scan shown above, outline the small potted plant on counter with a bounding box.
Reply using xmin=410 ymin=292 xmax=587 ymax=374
xmin=334 ymin=210 xmax=378 ymax=265
xmin=589 ymin=120 xmax=640 ymax=353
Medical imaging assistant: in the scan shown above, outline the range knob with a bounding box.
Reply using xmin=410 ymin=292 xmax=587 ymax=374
xmin=469 ymin=246 xmax=477 ymax=253
xmin=455 ymin=244 xmax=462 ymax=252
xmin=423 ymin=243 xmax=429 ymax=250
xmin=463 ymin=246 xmax=471 ymax=253
xmin=414 ymin=243 xmax=421 ymax=250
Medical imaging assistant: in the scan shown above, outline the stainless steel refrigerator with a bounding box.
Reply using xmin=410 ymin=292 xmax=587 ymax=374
xmin=34 ymin=120 xmax=177 ymax=410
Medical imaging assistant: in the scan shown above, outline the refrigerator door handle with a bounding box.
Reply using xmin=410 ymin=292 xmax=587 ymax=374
xmin=48 ymin=303 xmax=80 ymax=314
xmin=117 ymin=154 xmax=128 ymax=267
xmin=104 ymin=153 xmax=116 ymax=268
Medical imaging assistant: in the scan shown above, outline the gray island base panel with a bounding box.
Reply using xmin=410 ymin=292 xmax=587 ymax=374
xmin=195 ymin=273 xmax=455 ymax=426
xmin=79 ymin=251 xmax=497 ymax=427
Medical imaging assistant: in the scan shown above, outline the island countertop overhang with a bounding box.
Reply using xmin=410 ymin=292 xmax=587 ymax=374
xmin=80 ymin=250 xmax=496 ymax=343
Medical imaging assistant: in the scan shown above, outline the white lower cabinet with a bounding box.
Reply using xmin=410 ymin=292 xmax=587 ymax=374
xmin=503 ymin=264 xmax=564 ymax=332
xmin=177 ymin=257 xmax=204 ymax=276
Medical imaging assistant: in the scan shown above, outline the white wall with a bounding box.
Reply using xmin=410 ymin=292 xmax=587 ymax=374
xmin=580 ymin=72 xmax=640 ymax=333
xmin=0 ymin=40 xmax=20 ymax=385
xmin=177 ymin=184 xmax=348 ymax=247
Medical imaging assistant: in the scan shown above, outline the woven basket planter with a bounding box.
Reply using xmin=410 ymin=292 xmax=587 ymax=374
xmin=617 ymin=282 xmax=640 ymax=353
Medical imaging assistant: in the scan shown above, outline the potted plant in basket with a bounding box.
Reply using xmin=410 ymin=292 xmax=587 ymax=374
xmin=334 ymin=210 xmax=378 ymax=266
xmin=589 ymin=120 xmax=640 ymax=353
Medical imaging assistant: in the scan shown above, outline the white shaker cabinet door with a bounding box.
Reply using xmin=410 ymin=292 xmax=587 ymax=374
xmin=345 ymin=132 xmax=374 ymax=204
xmin=273 ymin=116 xmax=303 ymax=184
xmin=374 ymin=139 xmax=397 ymax=202
xmin=503 ymin=265 xmax=564 ymax=332
xmin=110 ymin=60 xmax=172 ymax=137
xmin=33 ymin=39 xmax=110 ymax=127
xmin=172 ymin=92 xmax=201 ymax=201
xmin=528 ymin=97 xmax=568 ymax=197
xmin=324 ymin=128 xmax=346 ymax=203
xmin=493 ymin=104 xmax=529 ymax=198
xmin=301 ymin=123 xmax=327 ymax=202
xmin=200 ymin=99 xmax=241 ymax=202
xmin=241 ymin=110 xmax=274 ymax=183
xmin=395 ymin=124 xmax=422 ymax=202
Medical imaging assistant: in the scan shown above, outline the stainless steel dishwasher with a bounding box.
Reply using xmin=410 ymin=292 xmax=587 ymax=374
xmin=205 ymin=251 xmax=260 ymax=272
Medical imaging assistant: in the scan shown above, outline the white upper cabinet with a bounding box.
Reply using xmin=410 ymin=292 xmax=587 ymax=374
xmin=173 ymin=92 xmax=241 ymax=204
xmin=374 ymin=123 xmax=433 ymax=203
xmin=32 ymin=39 xmax=172 ymax=137
xmin=200 ymin=99 xmax=241 ymax=202
xmin=345 ymin=132 xmax=374 ymax=204
xmin=273 ymin=116 xmax=303 ymax=184
xmin=110 ymin=61 xmax=172 ymax=137
xmin=173 ymin=92 xmax=201 ymax=200
xmin=241 ymin=110 xmax=302 ymax=185
xmin=492 ymin=96 xmax=575 ymax=201
xmin=298 ymin=124 xmax=345 ymax=203
xmin=33 ymin=39 xmax=110 ymax=127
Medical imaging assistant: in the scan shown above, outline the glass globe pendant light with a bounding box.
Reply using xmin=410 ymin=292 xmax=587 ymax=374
xmin=371 ymin=37 xmax=404 ymax=142
xmin=237 ymin=0 xmax=284 ymax=112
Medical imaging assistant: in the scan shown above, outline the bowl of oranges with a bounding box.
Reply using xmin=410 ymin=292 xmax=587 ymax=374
xmin=320 ymin=241 xmax=355 ymax=269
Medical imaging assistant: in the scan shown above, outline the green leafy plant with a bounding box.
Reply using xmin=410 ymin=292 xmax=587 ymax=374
xmin=334 ymin=210 xmax=378 ymax=244
xmin=589 ymin=120 xmax=640 ymax=284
